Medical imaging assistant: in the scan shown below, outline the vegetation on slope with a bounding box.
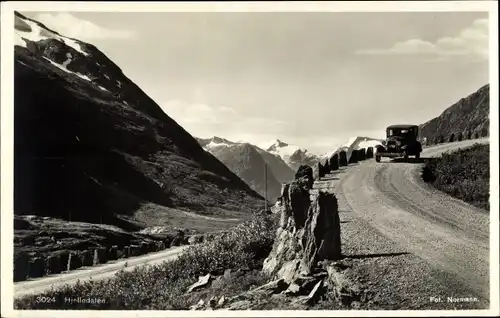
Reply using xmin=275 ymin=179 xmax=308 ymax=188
xmin=14 ymin=214 xmax=279 ymax=310
xmin=422 ymin=143 xmax=489 ymax=210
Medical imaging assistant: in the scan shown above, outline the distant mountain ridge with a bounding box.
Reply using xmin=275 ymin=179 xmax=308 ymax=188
xmin=197 ymin=137 xmax=295 ymax=203
xmin=264 ymin=139 xmax=320 ymax=172
xmin=419 ymin=84 xmax=489 ymax=144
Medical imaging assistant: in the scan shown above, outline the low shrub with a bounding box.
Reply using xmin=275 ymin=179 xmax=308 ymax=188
xmin=422 ymin=143 xmax=489 ymax=210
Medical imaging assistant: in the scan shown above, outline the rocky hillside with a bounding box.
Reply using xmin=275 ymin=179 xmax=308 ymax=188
xmin=14 ymin=12 xmax=264 ymax=230
xmin=419 ymin=84 xmax=489 ymax=144
xmin=264 ymin=139 xmax=319 ymax=172
xmin=197 ymin=137 xmax=293 ymax=203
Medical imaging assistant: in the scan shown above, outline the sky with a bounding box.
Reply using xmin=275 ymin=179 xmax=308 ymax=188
xmin=24 ymin=10 xmax=490 ymax=155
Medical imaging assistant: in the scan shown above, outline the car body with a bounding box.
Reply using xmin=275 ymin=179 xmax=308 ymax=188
xmin=375 ymin=124 xmax=422 ymax=162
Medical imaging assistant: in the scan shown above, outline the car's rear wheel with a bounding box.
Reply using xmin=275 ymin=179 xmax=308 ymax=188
xmin=403 ymin=151 xmax=409 ymax=162
xmin=415 ymin=152 xmax=420 ymax=159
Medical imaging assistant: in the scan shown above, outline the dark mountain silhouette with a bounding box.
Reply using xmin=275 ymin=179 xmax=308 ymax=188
xmin=14 ymin=12 xmax=263 ymax=230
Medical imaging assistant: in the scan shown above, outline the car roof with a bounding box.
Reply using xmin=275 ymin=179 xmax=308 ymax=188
xmin=386 ymin=124 xmax=418 ymax=129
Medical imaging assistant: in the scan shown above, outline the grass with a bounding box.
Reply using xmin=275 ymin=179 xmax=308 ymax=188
xmin=14 ymin=213 xmax=279 ymax=310
xmin=422 ymin=143 xmax=489 ymax=210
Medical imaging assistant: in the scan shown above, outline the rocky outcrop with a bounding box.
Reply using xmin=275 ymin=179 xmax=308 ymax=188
xmin=420 ymin=84 xmax=489 ymax=145
xmin=295 ymin=165 xmax=313 ymax=182
xmin=263 ymin=173 xmax=342 ymax=284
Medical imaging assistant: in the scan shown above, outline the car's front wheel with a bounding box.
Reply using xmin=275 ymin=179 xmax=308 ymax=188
xmin=415 ymin=152 xmax=420 ymax=159
xmin=375 ymin=156 xmax=381 ymax=163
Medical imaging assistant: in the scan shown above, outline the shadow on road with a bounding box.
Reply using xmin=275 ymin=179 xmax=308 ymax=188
xmin=387 ymin=157 xmax=432 ymax=164
xmin=346 ymin=252 xmax=410 ymax=259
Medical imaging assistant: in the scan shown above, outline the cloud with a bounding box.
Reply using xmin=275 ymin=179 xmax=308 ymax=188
xmin=355 ymin=18 xmax=488 ymax=62
xmin=34 ymin=12 xmax=136 ymax=41
xmin=160 ymin=99 xmax=288 ymax=145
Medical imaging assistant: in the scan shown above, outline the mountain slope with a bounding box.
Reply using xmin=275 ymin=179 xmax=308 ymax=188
xmin=419 ymin=84 xmax=489 ymax=144
xmin=264 ymin=140 xmax=319 ymax=172
xmin=254 ymin=147 xmax=295 ymax=184
xmin=13 ymin=12 xmax=263 ymax=230
xmin=197 ymin=137 xmax=289 ymax=202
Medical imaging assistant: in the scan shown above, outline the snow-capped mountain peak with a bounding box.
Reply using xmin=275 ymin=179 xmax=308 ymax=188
xmin=266 ymin=139 xmax=289 ymax=151
xmin=15 ymin=14 xmax=89 ymax=57
xmin=263 ymin=139 xmax=319 ymax=172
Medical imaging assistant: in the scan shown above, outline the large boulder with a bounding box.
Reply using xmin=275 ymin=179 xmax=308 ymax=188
xmin=171 ymin=230 xmax=186 ymax=247
xmin=358 ymin=148 xmax=366 ymax=161
xmin=339 ymin=151 xmax=347 ymax=166
xmin=322 ymin=159 xmax=330 ymax=174
xmin=147 ymin=242 xmax=156 ymax=253
xmin=67 ymin=252 xmax=82 ymax=271
xmin=263 ymin=179 xmax=342 ymax=284
xmin=329 ymin=154 xmax=339 ymax=171
xmin=93 ymin=247 xmax=107 ymax=265
xmin=366 ymin=147 xmax=374 ymax=159
xmin=57 ymin=251 xmax=70 ymax=271
xmin=348 ymin=150 xmax=358 ymax=164
xmin=129 ymin=245 xmax=141 ymax=257
xmin=122 ymin=246 xmax=130 ymax=258
xmin=14 ymin=252 xmax=30 ymax=282
xmin=139 ymin=242 xmax=149 ymax=255
xmin=28 ymin=257 xmax=45 ymax=278
xmin=80 ymin=250 xmax=93 ymax=266
xmin=45 ymin=255 xmax=62 ymax=275
xmin=316 ymin=162 xmax=324 ymax=180
xmin=448 ymin=134 xmax=455 ymax=143
xmin=156 ymin=241 xmax=166 ymax=251
xmin=107 ymin=246 xmax=118 ymax=261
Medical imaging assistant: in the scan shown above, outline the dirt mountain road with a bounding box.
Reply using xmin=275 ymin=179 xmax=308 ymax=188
xmin=14 ymin=246 xmax=190 ymax=298
xmin=314 ymin=138 xmax=490 ymax=308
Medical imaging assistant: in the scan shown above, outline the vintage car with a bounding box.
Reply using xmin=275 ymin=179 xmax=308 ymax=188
xmin=375 ymin=124 xmax=422 ymax=162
